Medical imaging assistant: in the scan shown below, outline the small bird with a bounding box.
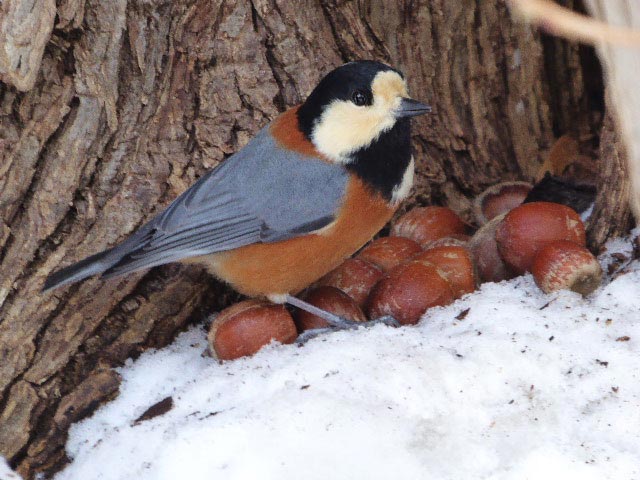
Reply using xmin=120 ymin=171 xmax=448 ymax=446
xmin=44 ymin=60 xmax=431 ymax=331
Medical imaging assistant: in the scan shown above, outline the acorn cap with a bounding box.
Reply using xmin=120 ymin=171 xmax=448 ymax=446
xmin=473 ymin=181 xmax=532 ymax=225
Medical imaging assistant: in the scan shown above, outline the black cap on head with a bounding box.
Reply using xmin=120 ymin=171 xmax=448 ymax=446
xmin=297 ymin=61 xmax=402 ymax=138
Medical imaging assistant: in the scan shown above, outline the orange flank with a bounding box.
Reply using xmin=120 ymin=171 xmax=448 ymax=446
xmin=199 ymin=177 xmax=395 ymax=297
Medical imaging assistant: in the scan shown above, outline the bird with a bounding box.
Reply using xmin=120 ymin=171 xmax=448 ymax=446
xmin=43 ymin=60 xmax=432 ymax=332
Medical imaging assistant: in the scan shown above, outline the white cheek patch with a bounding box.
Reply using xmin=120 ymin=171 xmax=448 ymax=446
xmin=311 ymin=71 xmax=409 ymax=163
xmin=391 ymin=157 xmax=415 ymax=206
xmin=311 ymin=101 xmax=396 ymax=163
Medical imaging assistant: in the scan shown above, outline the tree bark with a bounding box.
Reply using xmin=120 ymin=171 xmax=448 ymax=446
xmin=0 ymin=1 xmax=601 ymax=478
xmin=584 ymin=0 xmax=640 ymax=218
xmin=586 ymin=106 xmax=632 ymax=249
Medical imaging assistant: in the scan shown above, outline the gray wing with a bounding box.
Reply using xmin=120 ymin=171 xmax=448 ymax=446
xmin=102 ymin=125 xmax=348 ymax=277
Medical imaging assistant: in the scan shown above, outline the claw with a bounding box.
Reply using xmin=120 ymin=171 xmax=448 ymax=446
xmin=286 ymin=294 xmax=399 ymax=343
xmin=296 ymin=327 xmax=335 ymax=345
xmin=370 ymin=315 xmax=401 ymax=328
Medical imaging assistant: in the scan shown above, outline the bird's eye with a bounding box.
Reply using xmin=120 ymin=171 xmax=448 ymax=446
xmin=351 ymin=90 xmax=369 ymax=106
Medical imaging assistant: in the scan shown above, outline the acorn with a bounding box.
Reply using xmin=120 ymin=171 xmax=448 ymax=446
xmin=495 ymin=202 xmax=586 ymax=275
xmin=208 ymin=299 xmax=297 ymax=360
xmin=390 ymin=206 xmax=467 ymax=247
xmin=316 ymin=258 xmax=385 ymax=308
xmin=413 ymin=246 xmax=476 ymax=298
xmin=531 ymin=240 xmax=602 ymax=295
xmin=367 ymin=261 xmax=454 ymax=325
xmin=468 ymin=213 xmax=514 ymax=283
xmin=357 ymin=236 xmax=422 ymax=272
xmin=295 ymin=286 xmax=366 ymax=331
xmin=473 ymin=181 xmax=532 ymax=225
xmin=422 ymin=234 xmax=471 ymax=250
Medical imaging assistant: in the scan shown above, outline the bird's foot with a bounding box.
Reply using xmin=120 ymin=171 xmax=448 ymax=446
xmin=366 ymin=315 xmax=401 ymax=328
xmin=285 ymin=294 xmax=399 ymax=344
xmin=296 ymin=327 xmax=335 ymax=344
xmin=295 ymin=315 xmax=400 ymax=344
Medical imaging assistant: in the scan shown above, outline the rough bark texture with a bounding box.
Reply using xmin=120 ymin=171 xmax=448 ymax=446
xmin=587 ymin=107 xmax=633 ymax=249
xmin=0 ymin=0 xmax=57 ymax=91
xmin=0 ymin=1 xmax=604 ymax=478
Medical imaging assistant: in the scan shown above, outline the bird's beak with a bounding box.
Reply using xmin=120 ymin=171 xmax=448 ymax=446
xmin=395 ymin=97 xmax=432 ymax=118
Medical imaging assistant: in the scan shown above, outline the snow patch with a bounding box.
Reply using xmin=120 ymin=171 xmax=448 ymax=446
xmin=56 ymin=233 xmax=640 ymax=480
xmin=0 ymin=458 xmax=21 ymax=480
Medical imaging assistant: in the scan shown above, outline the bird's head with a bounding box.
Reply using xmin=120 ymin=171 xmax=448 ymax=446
xmin=297 ymin=61 xmax=431 ymax=163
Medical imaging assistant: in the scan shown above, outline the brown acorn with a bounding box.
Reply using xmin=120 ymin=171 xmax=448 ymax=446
xmin=295 ymin=286 xmax=366 ymax=331
xmin=391 ymin=206 xmax=467 ymax=247
xmin=367 ymin=261 xmax=454 ymax=325
xmin=209 ymin=299 xmax=297 ymax=360
xmin=316 ymin=258 xmax=385 ymax=308
xmin=422 ymin=234 xmax=471 ymax=250
xmin=531 ymin=240 xmax=602 ymax=295
xmin=357 ymin=236 xmax=422 ymax=272
xmin=468 ymin=213 xmax=514 ymax=283
xmin=473 ymin=181 xmax=532 ymax=225
xmin=495 ymin=202 xmax=586 ymax=275
xmin=413 ymin=246 xmax=476 ymax=298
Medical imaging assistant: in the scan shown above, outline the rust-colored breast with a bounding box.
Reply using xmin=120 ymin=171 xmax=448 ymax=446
xmin=203 ymin=176 xmax=396 ymax=297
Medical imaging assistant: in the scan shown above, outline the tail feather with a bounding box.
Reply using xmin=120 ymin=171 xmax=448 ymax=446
xmin=42 ymin=248 xmax=117 ymax=292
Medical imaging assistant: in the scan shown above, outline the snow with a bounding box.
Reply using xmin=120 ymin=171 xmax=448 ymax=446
xmin=54 ymin=232 xmax=640 ymax=480
xmin=0 ymin=458 xmax=21 ymax=480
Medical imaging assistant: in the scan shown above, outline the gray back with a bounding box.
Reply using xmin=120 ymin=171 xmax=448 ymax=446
xmin=102 ymin=125 xmax=349 ymax=277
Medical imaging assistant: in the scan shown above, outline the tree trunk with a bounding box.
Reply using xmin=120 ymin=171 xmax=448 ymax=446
xmin=586 ymin=105 xmax=632 ymax=249
xmin=0 ymin=1 xmax=603 ymax=477
xmin=584 ymin=0 xmax=640 ymax=218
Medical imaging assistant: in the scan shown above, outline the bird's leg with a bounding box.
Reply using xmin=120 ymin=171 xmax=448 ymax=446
xmin=284 ymin=294 xmax=400 ymax=344
xmin=285 ymin=294 xmax=359 ymax=329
